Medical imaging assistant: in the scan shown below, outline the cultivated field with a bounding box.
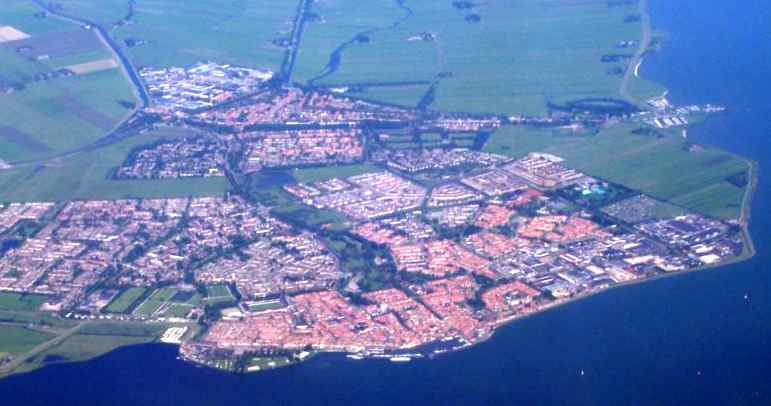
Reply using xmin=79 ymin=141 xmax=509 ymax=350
xmin=0 ymin=0 xmax=137 ymax=162
xmin=293 ymin=0 xmax=659 ymax=115
xmin=0 ymin=127 xmax=231 ymax=202
xmin=64 ymin=58 xmax=118 ymax=75
xmin=0 ymin=25 xmax=30 ymax=42
xmin=484 ymin=125 xmax=750 ymax=219
xmin=55 ymin=0 xmax=298 ymax=70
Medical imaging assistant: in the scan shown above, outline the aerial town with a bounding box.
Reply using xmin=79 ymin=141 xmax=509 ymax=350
xmin=0 ymin=59 xmax=741 ymax=372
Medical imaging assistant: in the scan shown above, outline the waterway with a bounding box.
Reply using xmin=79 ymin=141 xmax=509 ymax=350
xmin=2 ymin=1 xmax=771 ymax=404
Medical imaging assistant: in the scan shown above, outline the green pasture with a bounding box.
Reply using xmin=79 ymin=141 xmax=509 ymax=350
xmin=483 ymin=125 xmax=750 ymax=219
xmin=0 ymin=128 xmax=230 ymax=202
xmin=56 ymin=0 xmax=297 ymax=70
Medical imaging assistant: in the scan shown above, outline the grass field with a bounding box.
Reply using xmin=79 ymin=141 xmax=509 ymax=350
xmin=206 ymin=285 xmax=230 ymax=299
xmin=55 ymin=0 xmax=298 ymax=70
xmin=0 ymin=310 xmax=77 ymax=328
xmin=1 ymin=1 xmax=75 ymax=35
xmin=133 ymin=288 xmax=178 ymax=317
xmin=0 ymin=292 xmax=47 ymax=311
xmin=162 ymin=304 xmax=193 ymax=319
xmin=0 ymin=325 xmax=53 ymax=354
xmin=293 ymin=0 xmax=434 ymax=84
xmin=35 ymin=333 xmax=147 ymax=363
xmin=295 ymin=0 xmax=650 ymax=115
xmin=0 ymin=127 xmax=230 ymax=202
xmin=291 ymin=164 xmax=381 ymax=183
xmin=483 ymin=125 xmax=750 ymax=219
xmin=27 ymin=321 xmax=170 ymax=368
xmin=104 ymin=287 xmax=146 ymax=313
xmin=0 ymin=1 xmax=137 ymax=162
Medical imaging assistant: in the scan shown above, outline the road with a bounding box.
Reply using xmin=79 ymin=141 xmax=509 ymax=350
xmin=278 ymin=0 xmax=313 ymax=84
xmin=619 ymin=0 xmax=652 ymax=103
xmin=0 ymin=321 xmax=87 ymax=378
xmin=5 ymin=1 xmax=153 ymax=167
xmin=30 ymin=0 xmax=149 ymax=107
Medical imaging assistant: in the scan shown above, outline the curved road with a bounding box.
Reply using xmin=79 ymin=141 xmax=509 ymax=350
xmin=619 ymin=0 xmax=652 ymax=103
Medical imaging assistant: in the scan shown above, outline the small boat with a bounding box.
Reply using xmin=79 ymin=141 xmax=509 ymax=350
xmin=580 ymin=369 xmax=585 ymax=376
xmin=389 ymin=356 xmax=412 ymax=362
xmin=346 ymin=354 xmax=364 ymax=360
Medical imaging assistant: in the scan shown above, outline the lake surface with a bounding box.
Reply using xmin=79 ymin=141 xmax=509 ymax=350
xmin=2 ymin=1 xmax=771 ymax=404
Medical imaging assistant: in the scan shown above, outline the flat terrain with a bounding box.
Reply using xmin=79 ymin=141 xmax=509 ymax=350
xmin=484 ymin=125 xmax=750 ymax=219
xmin=4 ymin=320 xmax=195 ymax=376
xmin=291 ymin=164 xmax=381 ymax=183
xmin=0 ymin=325 xmax=53 ymax=354
xmin=104 ymin=287 xmax=146 ymax=314
xmin=0 ymin=292 xmax=47 ymax=311
xmin=0 ymin=0 xmax=137 ymax=162
xmin=0 ymin=127 xmax=230 ymax=202
xmin=294 ymin=0 xmax=664 ymax=114
xmin=55 ymin=0 xmax=298 ymax=70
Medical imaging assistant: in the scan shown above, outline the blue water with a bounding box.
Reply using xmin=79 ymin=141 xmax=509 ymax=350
xmin=3 ymin=1 xmax=771 ymax=404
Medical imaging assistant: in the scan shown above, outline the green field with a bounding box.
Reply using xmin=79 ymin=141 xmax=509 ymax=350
xmin=483 ymin=125 xmax=750 ymax=219
xmin=162 ymin=304 xmax=193 ymax=319
xmin=27 ymin=322 xmax=171 ymax=369
xmin=0 ymin=128 xmax=230 ymax=202
xmin=244 ymin=300 xmax=285 ymax=313
xmin=133 ymin=288 xmax=179 ymax=317
xmin=242 ymin=171 xmax=349 ymax=229
xmin=104 ymin=287 xmax=146 ymax=313
xmin=0 ymin=1 xmax=137 ymax=162
xmin=291 ymin=164 xmax=381 ymax=183
xmin=35 ymin=333 xmax=147 ymax=363
xmin=205 ymin=285 xmax=231 ymax=299
xmin=1 ymin=1 xmax=75 ymax=34
xmin=0 ymin=292 xmax=47 ymax=311
xmin=0 ymin=325 xmax=53 ymax=354
xmin=55 ymin=0 xmax=298 ymax=70
xmin=0 ymin=310 xmax=77 ymax=329
xmin=294 ymin=0 xmax=661 ymax=115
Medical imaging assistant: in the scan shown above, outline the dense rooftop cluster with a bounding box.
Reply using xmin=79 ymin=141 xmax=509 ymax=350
xmin=141 ymin=62 xmax=273 ymax=112
xmin=0 ymin=197 xmax=344 ymax=311
xmin=0 ymin=56 xmax=744 ymax=372
xmin=238 ymin=129 xmax=364 ymax=171
xmin=116 ymin=136 xmax=226 ymax=179
xmin=185 ymin=151 xmax=744 ymax=358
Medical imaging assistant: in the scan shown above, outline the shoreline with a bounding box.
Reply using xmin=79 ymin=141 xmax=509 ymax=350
xmin=0 ymin=0 xmax=762 ymax=380
xmin=619 ymin=0 xmax=652 ymax=103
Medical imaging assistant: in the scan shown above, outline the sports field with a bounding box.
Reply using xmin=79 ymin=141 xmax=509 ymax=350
xmin=104 ymin=287 xmax=146 ymax=314
xmin=483 ymin=125 xmax=750 ymax=219
xmin=133 ymin=288 xmax=176 ymax=317
xmin=0 ymin=1 xmax=137 ymax=162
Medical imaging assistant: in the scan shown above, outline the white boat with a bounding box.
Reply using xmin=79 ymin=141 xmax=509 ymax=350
xmin=346 ymin=354 xmax=364 ymax=360
xmin=389 ymin=356 xmax=412 ymax=362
